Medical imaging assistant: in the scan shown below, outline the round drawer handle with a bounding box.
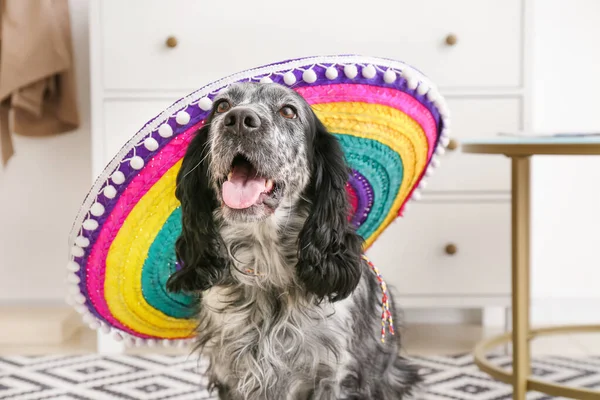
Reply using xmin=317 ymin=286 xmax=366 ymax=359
xmin=165 ymin=36 xmax=178 ymax=48
xmin=445 ymin=34 xmax=458 ymax=46
xmin=445 ymin=243 xmax=458 ymax=255
xmin=447 ymin=138 xmax=459 ymax=151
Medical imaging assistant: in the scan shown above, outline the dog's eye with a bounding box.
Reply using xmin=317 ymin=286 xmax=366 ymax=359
xmin=216 ymin=100 xmax=231 ymax=113
xmin=279 ymin=106 xmax=297 ymax=119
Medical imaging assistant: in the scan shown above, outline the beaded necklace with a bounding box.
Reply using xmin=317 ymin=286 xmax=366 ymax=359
xmin=362 ymin=255 xmax=395 ymax=343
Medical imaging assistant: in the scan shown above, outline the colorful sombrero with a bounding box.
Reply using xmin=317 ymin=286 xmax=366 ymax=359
xmin=67 ymin=55 xmax=450 ymax=346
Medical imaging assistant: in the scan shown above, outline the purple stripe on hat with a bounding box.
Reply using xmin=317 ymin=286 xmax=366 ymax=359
xmin=348 ymin=170 xmax=374 ymax=228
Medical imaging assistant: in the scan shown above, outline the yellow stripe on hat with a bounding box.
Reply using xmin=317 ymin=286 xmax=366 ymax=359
xmin=105 ymin=160 xmax=195 ymax=337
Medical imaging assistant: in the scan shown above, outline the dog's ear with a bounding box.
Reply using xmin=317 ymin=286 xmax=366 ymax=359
xmin=166 ymin=125 xmax=228 ymax=294
xmin=296 ymin=115 xmax=364 ymax=302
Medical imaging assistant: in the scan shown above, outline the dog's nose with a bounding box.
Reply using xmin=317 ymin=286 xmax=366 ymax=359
xmin=224 ymin=108 xmax=261 ymax=134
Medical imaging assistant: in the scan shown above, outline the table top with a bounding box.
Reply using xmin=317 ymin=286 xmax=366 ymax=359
xmin=461 ymin=135 xmax=600 ymax=156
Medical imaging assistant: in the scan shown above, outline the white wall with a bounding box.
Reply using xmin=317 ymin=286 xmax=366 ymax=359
xmin=531 ymin=0 xmax=600 ymax=324
xmin=0 ymin=0 xmax=90 ymax=302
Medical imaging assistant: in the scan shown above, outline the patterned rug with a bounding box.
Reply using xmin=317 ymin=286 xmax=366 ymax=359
xmin=1 ymin=353 xmax=599 ymax=399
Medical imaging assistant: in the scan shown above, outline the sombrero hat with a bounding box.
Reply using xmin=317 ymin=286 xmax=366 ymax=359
xmin=67 ymin=55 xmax=450 ymax=346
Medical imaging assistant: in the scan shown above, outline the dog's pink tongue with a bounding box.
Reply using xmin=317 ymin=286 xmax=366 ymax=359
xmin=222 ymin=164 xmax=266 ymax=209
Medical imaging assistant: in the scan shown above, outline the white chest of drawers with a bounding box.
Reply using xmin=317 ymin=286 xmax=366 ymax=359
xmin=90 ymin=0 xmax=532 ymax=338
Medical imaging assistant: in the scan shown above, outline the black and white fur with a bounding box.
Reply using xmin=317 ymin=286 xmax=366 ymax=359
xmin=167 ymin=82 xmax=421 ymax=399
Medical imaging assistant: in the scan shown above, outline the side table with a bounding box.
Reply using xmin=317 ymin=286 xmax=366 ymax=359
xmin=462 ymin=137 xmax=600 ymax=400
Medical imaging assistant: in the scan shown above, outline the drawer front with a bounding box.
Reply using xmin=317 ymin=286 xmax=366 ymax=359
xmin=102 ymin=99 xmax=176 ymax=165
xmin=366 ymin=203 xmax=510 ymax=296
xmin=100 ymin=0 xmax=522 ymax=91
xmin=427 ymin=98 xmax=520 ymax=193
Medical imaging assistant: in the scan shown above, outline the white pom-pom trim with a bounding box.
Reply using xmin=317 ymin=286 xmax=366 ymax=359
xmin=411 ymin=190 xmax=422 ymax=201
xmin=73 ymin=293 xmax=86 ymax=304
xmin=75 ymin=236 xmax=90 ymax=248
xmin=431 ymin=156 xmax=441 ymax=168
xmin=259 ymin=76 xmax=273 ymax=83
xmin=302 ymin=69 xmax=317 ymax=83
xmin=75 ymin=304 xmax=88 ymax=314
xmin=176 ymin=110 xmax=190 ymax=125
xmin=407 ymin=77 xmax=419 ymax=90
xmin=418 ymin=180 xmax=428 ymax=190
xmin=144 ymin=137 xmax=159 ymax=151
xmin=125 ymin=336 xmax=135 ymax=347
xmin=130 ymin=156 xmax=144 ymax=170
xmin=71 ymin=246 xmax=84 ymax=258
xmin=383 ymin=69 xmax=396 ymax=83
xmin=283 ymin=71 xmax=296 ymax=85
xmin=437 ymin=103 xmax=450 ymax=119
xmin=158 ymin=124 xmax=173 ymax=138
xmin=113 ymin=332 xmax=123 ymax=342
xmin=427 ymin=93 xmax=440 ymax=105
xmin=425 ymin=165 xmax=435 ymax=178
xmin=442 ymin=117 xmax=451 ymax=129
xmin=417 ymin=83 xmax=429 ymax=96
xmin=401 ymin=69 xmax=419 ymax=90
xmin=83 ymin=219 xmax=98 ymax=231
xmin=135 ymin=338 xmax=145 ymax=347
xmin=82 ymin=313 xmax=95 ymax=325
xmin=344 ymin=65 xmax=358 ymax=79
xmin=68 ymin=284 xmax=81 ymax=295
xmin=103 ymin=185 xmax=117 ymax=199
xmin=90 ymin=202 xmax=105 ymax=217
xmin=325 ymin=66 xmax=338 ymax=80
xmin=67 ymin=261 xmax=80 ymax=272
xmin=67 ymin=273 xmax=81 ymax=284
xmin=440 ymin=136 xmax=450 ymax=148
xmin=362 ymin=64 xmax=376 ymax=79
xmin=198 ymin=97 xmax=213 ymax=111
xmin=111 ymin=170 xmax=126 ymax=185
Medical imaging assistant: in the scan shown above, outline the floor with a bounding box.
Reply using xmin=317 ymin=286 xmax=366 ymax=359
xmin=2 ymin=322 xmax=599 ymax=357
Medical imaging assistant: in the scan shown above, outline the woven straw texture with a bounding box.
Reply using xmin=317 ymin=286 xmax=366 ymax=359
xmin=67 ymin=55 xmax=449 ymax=343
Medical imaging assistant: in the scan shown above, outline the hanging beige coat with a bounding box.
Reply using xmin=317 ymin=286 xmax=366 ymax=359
xmin=0 ymin=0 xmax=79 ymax=165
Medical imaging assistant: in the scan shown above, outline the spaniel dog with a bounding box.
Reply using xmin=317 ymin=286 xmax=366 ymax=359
xmin=167 ymin=82 xmax=420 ymax=399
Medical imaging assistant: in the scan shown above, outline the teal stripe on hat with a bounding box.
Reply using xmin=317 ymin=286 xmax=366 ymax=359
xmin=141 ymin=207 xmax=196 ymax=319
xmin=334 ymin=134 xmax=404 ymax=240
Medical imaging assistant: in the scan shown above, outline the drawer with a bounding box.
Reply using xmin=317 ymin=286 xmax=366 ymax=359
xmin=427 ymin=98 xmax=520 ymax=192
xmin=366 ymin=203 xmax=510 ymax=296
xmin=100 ymin=0 xmax=522 ymax=91
xmin=102 ymin=99 xmax=176 ymax=165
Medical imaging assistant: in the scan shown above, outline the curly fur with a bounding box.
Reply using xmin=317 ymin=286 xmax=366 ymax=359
xmin=167 ymin=82 xmax=421 ymax=399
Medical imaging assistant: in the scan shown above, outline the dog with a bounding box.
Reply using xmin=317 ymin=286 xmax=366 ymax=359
xmin=166 ymin=82 xmax=421 ymax=399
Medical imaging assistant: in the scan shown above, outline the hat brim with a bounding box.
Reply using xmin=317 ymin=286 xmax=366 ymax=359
xmin=67 ymin=55 xmax=450 ymax=345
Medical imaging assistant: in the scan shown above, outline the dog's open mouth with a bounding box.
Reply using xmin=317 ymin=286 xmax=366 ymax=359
xmin=221 ymin=154 xmax=280 ymax=210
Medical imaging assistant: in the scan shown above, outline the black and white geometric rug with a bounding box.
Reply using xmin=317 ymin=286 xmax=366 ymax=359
xmin=1 ymin=353 xmax=599 ymax=399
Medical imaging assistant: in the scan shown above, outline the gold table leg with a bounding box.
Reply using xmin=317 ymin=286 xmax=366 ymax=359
xmin=511 ymin=156 xmax=531 ymax=400
xmin=474 ymin=156 xmax=600 ymax=399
